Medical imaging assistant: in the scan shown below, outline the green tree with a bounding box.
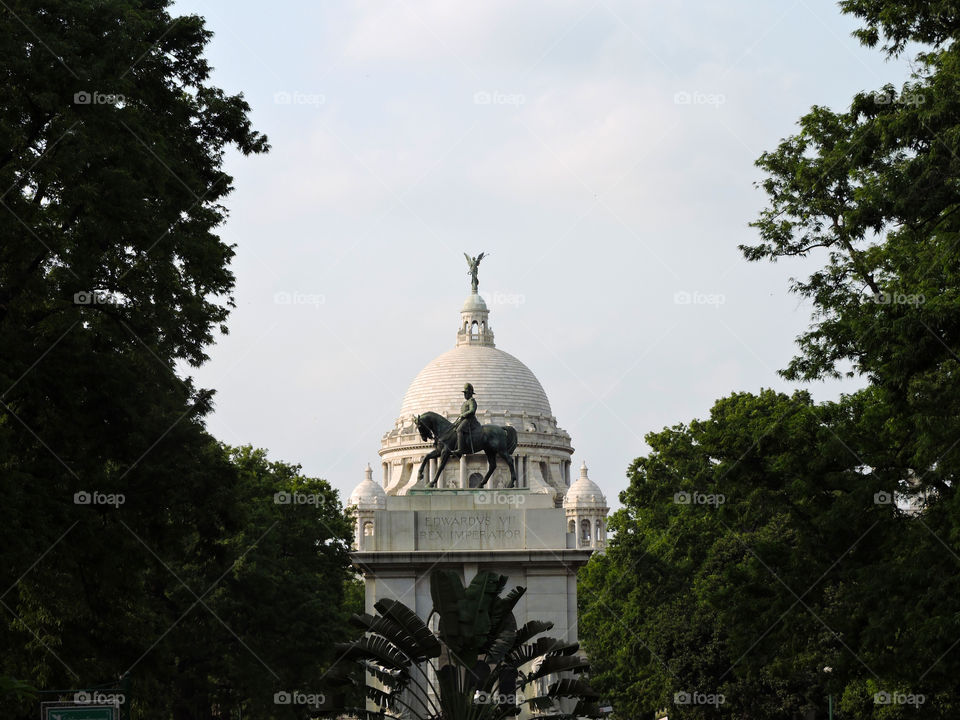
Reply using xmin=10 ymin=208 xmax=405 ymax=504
xmin=741 ymin=0 xmax=960 ymax=716
xmin=581 ymin=2 xmax=960 ymax=717
xmin=1 ymin=0 xmax=267 ymax=711
xmin=0 ymin=2 xmax=356 ymax=718
xmin=744 ymin=0 xmax=960 ymax=497
xmin=580 ymin=390 xmax=898 ymax=719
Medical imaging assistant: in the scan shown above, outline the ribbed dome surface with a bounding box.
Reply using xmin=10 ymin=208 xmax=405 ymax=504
xmin=564 ymin=462 xmax=607 ymax=509
xmin=399 ymin=345 xmax=553 ymax=419
xmin=349 ymin=465 xmax=387 ymax=509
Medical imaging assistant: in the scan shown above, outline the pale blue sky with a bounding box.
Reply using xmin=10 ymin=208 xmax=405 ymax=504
xmin=174 ymin=0 xmax=914 ymax=508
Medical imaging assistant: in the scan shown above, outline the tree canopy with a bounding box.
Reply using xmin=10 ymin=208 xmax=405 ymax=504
xmin=1 ymin=2 xmax=358 ymax=718
xmin=581 ymin=0 xmax=960 ymax=717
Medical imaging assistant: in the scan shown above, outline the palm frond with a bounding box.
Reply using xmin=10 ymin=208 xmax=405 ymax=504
xmin=350 ymin=612 xmax=423 ymax=661
xmin=520 ymin=654 xmax=590 ymax=687
xmin=514 ymin=619 xmax=553 ymax=647
xmin=507 ymin=636 xmax=579 ymax=667
xmin=335 ymin=635 xmax=411 ymax=671
xmin=375 ymin=598 xmax=443 ymax=659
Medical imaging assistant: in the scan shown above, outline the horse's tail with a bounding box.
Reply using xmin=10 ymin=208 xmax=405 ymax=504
xmin=505 ymin=425 xmax=518 ymax=455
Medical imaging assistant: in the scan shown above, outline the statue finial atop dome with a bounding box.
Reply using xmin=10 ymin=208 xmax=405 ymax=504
xmin=458 ymin=253 xmax=495 ymax=348
xmin=464 ymin=251 xmax=487 ymax=294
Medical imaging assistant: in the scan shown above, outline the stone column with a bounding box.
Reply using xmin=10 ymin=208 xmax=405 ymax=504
xmin=459 ymin=455 xmax=467 ymax=488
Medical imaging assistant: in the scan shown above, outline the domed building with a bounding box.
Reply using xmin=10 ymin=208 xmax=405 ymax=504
xmin=347 ymin=261 xmax=609 ymax=716
xmin=379 ymin=289 xmax=575 ymax=498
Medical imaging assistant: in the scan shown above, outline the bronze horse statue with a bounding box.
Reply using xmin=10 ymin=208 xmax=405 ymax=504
xmin=414 ymin=412 xmax=518 ymax=488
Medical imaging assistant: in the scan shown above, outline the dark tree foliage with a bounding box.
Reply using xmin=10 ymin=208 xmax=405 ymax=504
xmin=580 ymin=390 xmax=960 ymax=719
xmin=581 ymin=1 xmax=960 ymax=717
xmin=1 ymin=2 xmax=356 ymax=719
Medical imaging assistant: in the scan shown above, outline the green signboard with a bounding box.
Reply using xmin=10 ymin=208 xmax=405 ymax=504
xmin=42 ymin=703 xmax=117 ymax=720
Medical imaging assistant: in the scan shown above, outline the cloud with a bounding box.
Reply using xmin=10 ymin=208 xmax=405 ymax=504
xmin=341 ymin=0 xmax=589 ymax=66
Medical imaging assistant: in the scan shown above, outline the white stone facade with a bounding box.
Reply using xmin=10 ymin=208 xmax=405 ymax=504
xmin=347 ymin=283 xmax=610 ymax=716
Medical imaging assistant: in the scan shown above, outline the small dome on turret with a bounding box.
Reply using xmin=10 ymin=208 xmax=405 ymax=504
xmin=348 ymin=464 xmax=387 ymax=509
xmin=564 ymin=462 xmax=607 ymax=509
xmin=461 ymin=293 xmax=489 ymax=313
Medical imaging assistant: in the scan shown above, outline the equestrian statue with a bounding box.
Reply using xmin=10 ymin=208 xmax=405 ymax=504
xmin=415 ymin=382 xmax=518 ymax=488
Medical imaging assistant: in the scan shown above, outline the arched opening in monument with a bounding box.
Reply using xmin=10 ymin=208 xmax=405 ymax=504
xmin=595 ymin=519 xmax=603 ymax=542
xmin=361 ymin=521 xmax=375 ymax=550
xmin=568 ymin=519 xmax=576 ymax=534
xmin=580 ymin=518 xmax=591 ymax=545
xmin=470 ymin=320 xmax=479 ymax=338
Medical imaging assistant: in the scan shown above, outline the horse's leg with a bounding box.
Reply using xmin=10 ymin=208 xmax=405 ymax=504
xmin=500 ymin=452 xmax=517 ymax=488
xmin=480 ymin=450 xmax=497 ymax=488
xmin=419 ymin=448 xmax=441 ymax=487
xmin=433 ymin=447 xmax=453 ymax=488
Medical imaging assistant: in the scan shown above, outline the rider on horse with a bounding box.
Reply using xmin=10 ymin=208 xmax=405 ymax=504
xmin=453 ymin=383 xmax=480 ymax=455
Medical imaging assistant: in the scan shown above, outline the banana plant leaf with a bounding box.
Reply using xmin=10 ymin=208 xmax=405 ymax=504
xmin=545 ymin=677 xmax=600 ymax=698
xmin=520 ymin=654 xmax=590 ymax=687
xmin=458 ymin=572 xmax=505 ymax=650
xmin=360 ymin=659 xmax=409 ymax=691
xmin=480 ymin=585 xmax=525 ymax=654
xmin=513 ymin=619 xmax=554 ymax=647
xmin=335 ymin=635 xmax=411 ymax=671
xmin=484 ymin=612 xmax=517 ymax=666
xmin=430 ymin=570 xmax=466 ymax=651
xmin=350 ymin=612 xmax=423 ymax=661
xmin=375 ymin=598 xmax=443 ymax=659
xmin=507 ymin=636 xmax=579 ymax=667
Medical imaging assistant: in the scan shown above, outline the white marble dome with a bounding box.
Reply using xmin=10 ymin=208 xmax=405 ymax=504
xmin=399 ymin=345 xmax=552 ymax=419
xmin=379 ymin=289 xmax=574 ymax=495
xmin=348 ymin=464 xmax=387 ymax=509
xmin=564 ymin=462 xmax=607 ymax=509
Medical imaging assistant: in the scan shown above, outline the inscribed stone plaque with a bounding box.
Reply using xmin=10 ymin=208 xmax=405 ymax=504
xmin=415 ymin=509 xmax=523 ymax=550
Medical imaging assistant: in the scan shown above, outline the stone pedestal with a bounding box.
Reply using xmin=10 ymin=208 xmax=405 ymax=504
xmin=351 ymin=488 xmax=591 ymax=645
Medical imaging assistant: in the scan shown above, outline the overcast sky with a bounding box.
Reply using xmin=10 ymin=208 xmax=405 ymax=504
xmin=172 ymin=0 xmax=914 ymax=509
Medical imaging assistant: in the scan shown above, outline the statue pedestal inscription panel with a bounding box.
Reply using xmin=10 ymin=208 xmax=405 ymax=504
xmin=351 ymin=489 xmax=591 ymax=647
